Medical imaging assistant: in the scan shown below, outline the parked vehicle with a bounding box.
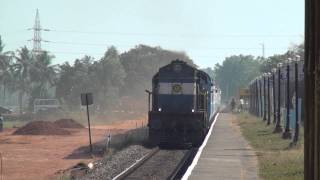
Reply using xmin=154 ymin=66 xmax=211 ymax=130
xmin=33 ymin=99 xmax=61 ymax=114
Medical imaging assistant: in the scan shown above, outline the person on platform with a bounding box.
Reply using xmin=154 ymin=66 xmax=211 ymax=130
xmin=239 ymin=98 xmax=244 ymax=112
xmin=230 ymin=98 xmax=236 ymax=112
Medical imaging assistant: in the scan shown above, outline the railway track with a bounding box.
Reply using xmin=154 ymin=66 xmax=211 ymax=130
xmin=113 ymin=147 xmax=197 ymax=180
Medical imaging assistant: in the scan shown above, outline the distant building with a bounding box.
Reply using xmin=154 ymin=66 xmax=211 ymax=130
xmin=0 ymin=106 xmax=12 ymax=114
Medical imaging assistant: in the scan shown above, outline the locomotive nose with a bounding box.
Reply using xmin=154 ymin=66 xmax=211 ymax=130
xmin=157 ymin=82 xmax=196 ymax=113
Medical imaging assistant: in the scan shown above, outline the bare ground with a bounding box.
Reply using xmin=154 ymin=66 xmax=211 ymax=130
xmin=0 ymin=118 xmax=147 ymax=180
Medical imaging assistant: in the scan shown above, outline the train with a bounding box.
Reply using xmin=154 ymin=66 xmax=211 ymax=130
xmin=148 ymin=59 xmax=220 ymax=147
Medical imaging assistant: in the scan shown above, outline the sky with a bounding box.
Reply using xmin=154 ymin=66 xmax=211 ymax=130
xmin=0 ymin=0 xmax=304 ymax=68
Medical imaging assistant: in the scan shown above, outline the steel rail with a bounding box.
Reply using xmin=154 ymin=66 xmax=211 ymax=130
xmin=113 ymin=147 xmax=196 ymax=180
xmin=167 ymin=148 xmax=197 ymax=180
xmin=113 ymin=147 xmax=160 ymax=180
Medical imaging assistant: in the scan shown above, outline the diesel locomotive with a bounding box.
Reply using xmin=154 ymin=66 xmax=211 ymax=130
xmin=148 ymin=59 xmax=220 ymax=147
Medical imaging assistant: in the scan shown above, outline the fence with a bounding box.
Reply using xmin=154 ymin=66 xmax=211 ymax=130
xmin=248 ymin=58 xmax=304 ymax=144
xmin=247 ymin=58 xmax=304 ymax=178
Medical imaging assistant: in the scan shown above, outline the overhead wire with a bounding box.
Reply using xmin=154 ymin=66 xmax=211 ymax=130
xmin=2 ymin=28 xmax=299 ymax=62
xmin=40 ymin=40 xmax=289 ymax=51
xmin=47 ymin=29 xmax=302 ymax=38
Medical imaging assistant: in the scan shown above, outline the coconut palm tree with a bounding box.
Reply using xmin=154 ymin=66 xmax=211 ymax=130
xmin=12 ymin=46 xmax=33 ymax=114
xmin=0 ymin=36 xmax=14 ymax=105
xmin=28 ymin=51 xmax=57 ymax=110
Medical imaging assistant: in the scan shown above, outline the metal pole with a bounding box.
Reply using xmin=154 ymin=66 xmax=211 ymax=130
xmin=86 ymin=95 xmax=93 ymax=153
xmin=0 ymin=115 xmax=3 ymax=132
xmin=256 ymin=80 xmax=260 ymax=117
xmin=267 ymin=75 xmax=271 ymax=125
xmin=250 ymin=84 xmax=254 ymax=114
xmin=260 ymin=43 xmax=265 ymax=59
xmin=145 ymin=90 xmax=152 ymax=112
xmin=250 ymin=83 xmax=253 ymax=114
xmin=259 ymin=79 xmax=263 ymax=117
xmin=274 ymin=67 xmax=283 ymax=133
xmin=249 ymin=83 xmax=252 ymax=114
xmin=0 ymin=152 xmax=2 ymax=180
xmin=263 ymin=75 xmax=267 ymax=121
xmin=256 ymin=80 xmax=259 ymax=116
xmin=293 ymin=61 xmax=299 ymax=143
xmin=252 ymin=80 xmax=257 ymax=115
xmin=254 ymin=83 xmax=256 ymax=114
xmin=250 ymin=83 xmax=252 ymax=114
xmin=283 ymin=63 xmax=292 ymax=139
xmin=273 ymin=72 xmax=277 ymax=124
xmin=254 ymin=81 xmax=256 ymax=115
xmin=148 ymin=93 xmax=150 ymax=112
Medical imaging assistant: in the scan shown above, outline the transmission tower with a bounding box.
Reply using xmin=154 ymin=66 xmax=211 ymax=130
xmin=28 ymin=9 xmax=50 ymax=55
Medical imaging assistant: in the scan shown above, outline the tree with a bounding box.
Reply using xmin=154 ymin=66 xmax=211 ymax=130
xmin=28 ymin=51 xmax=57 ymax=110
xmin=56 ymin=47 xmax=126 ymax=111
xmin=0 ymin=36 xmax=14 ymax=104
xmin=260 ymin=43 xmax=304 ymax=73
xmin=201 ymin=67 xmax=215 ymax=80
xmin=214 ymin=55 xmax=260 ymax=101
xmin=120 ymin=45 xmax=195 ymax=98
xmin=56 ymin=56 xmax=94 ymax=110
xmin=55 ymin=45 xmax=195 ymax=112
xmin=55 ymin=62 xmax=75 ymax=108
xmin=94 ymin=46 xmax=126 ymax=109
xmin=12 ymin=46 xmax=33 ymax=114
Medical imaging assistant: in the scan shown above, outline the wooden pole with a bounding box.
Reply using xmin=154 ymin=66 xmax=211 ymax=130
xmin=305 ymin=0 xmax=319 ymax=178
xmin=86 ymin=95 xmax=93 ymax=153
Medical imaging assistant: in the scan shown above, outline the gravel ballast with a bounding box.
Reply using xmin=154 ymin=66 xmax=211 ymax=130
xmin=77 ymin=145 xmax=152 ymax=180
xmin=126 ymin=150 xmax=188 ymax=179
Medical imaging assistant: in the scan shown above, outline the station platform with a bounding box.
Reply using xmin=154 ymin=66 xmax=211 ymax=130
xmin=187 ymin=113 xmax=259 ymax=180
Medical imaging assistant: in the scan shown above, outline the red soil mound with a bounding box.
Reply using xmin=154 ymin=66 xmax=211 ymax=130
xmin=13 ymin=121 xmax=71 ymax=135
xmin=54 ymin=119 xmax=84 ymax=129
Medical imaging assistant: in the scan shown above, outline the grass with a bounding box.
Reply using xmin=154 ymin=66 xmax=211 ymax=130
xmin=236 ymin=113 xmax=304 ymax=180
xmin=109 ymin=127 xmax=150 ymax=151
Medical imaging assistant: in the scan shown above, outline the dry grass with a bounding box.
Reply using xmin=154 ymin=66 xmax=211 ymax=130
xmin=108 ymin=127 xmax=150 ymax=151
xmin=236 ymin=113 xmax=304 ymax=180
xmin=3 ymin=120 xmax=27 ymax=128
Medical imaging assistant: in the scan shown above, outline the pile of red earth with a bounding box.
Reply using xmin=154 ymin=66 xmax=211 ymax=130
xmin=13 ymin=121 xmax=71 ymax=135
xmin=54 ymin=119 xmax=85 ymax=128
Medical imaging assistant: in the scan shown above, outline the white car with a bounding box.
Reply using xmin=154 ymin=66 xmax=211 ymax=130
xmin=33 ymin=99 xmax=61 ymax=114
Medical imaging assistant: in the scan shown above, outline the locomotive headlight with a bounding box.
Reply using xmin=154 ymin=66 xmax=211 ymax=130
xmin=192 ymin=109 xmax=195 ymax=112
xmin=158 ymin=108 xmax=162 ymax=112
xmin=88 ymin=162 xmax=94 ymax=169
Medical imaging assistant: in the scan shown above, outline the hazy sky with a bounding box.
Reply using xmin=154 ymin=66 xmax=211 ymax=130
xmin=0 ymin=0 xmax=304 ymax=68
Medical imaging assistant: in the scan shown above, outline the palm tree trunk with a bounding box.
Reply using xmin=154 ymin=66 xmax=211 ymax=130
xmin=18 ymin=90 xmax=23 ymax=115
xmin=3 ymin=82 xmax=6 ymax=105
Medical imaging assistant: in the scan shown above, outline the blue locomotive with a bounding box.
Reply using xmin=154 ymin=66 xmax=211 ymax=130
xmin=148 ymin=59 xmax=219 ymax=147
